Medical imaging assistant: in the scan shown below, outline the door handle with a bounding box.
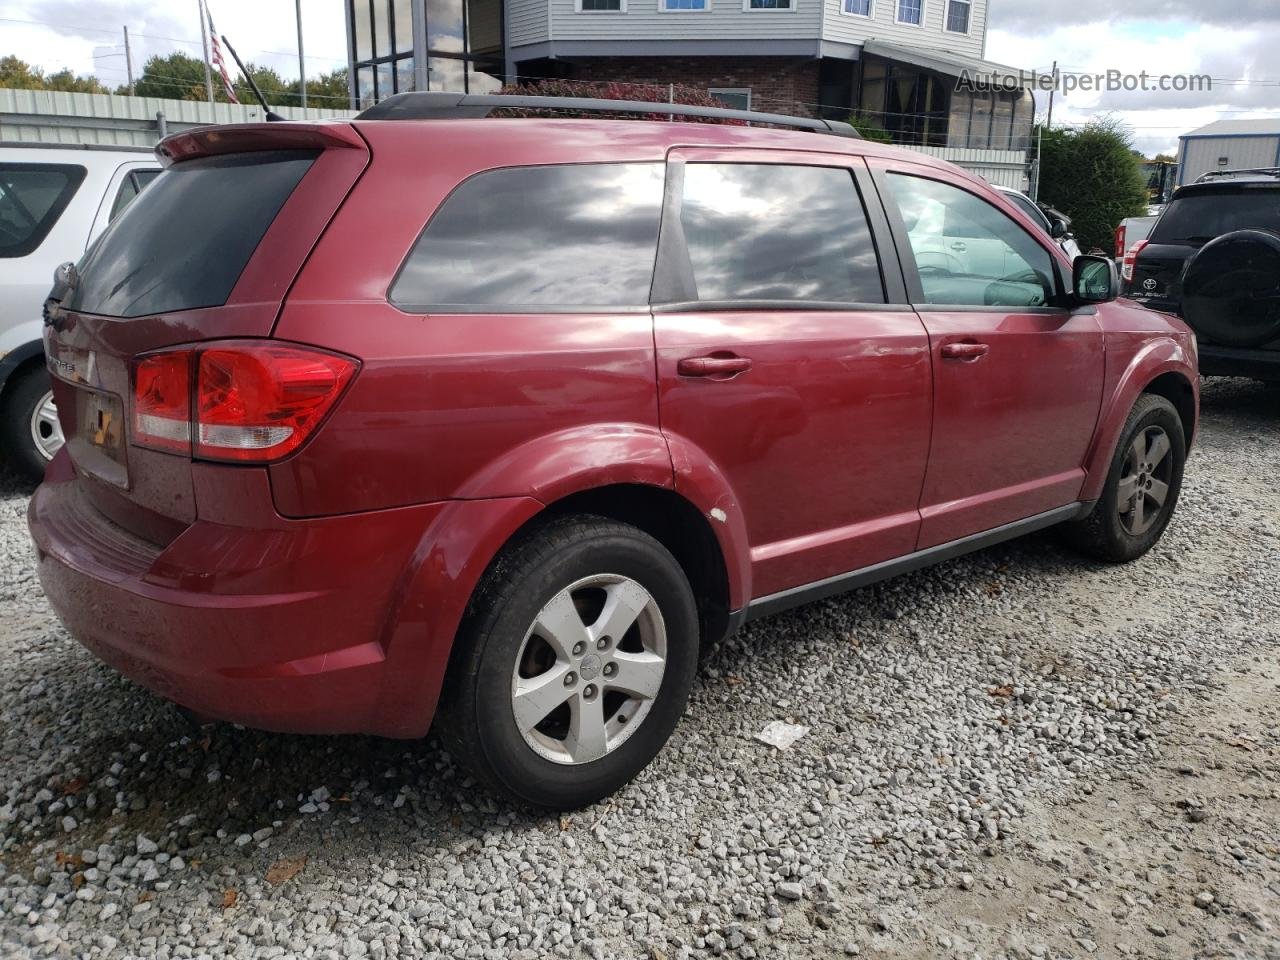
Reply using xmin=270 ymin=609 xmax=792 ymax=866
xmin=940 ymin=342 xmax=989 ymax=360
xmin=950 ymin=241 xmax=967 ymax=252
xmin=677 ymin=355 xmax=753 ymax=378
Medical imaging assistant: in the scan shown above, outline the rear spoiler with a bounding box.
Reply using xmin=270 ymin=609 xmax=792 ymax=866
xmin=156 ymin=122 xmax=366 ymax=165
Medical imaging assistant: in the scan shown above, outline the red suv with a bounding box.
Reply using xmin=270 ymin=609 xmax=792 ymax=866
xmin=29 ymin=94 xmax=1198 ymax=809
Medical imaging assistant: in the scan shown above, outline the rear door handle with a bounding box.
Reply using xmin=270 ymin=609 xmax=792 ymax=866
xmin=677 ymin=355 xmax=753 ymax=378
xmin=940 ymin=342 xmax=989 ymax=360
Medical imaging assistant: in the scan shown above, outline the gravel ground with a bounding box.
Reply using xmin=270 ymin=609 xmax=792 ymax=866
xmin=1 ymin=377 xmax=1277 ymax=960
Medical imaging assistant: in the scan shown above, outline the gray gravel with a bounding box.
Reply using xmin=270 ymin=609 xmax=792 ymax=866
xmin=1 ymin=378 xmax=1278 ymax=960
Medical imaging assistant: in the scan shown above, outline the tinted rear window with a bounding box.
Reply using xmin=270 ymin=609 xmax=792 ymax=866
xmin=390 ymin=163 xmax=665 ymax=311
xmin=0 ymin=163 xmax=87 ymax=259
xmin=67 ymin=151 xmax=315 ymax=318
xmin=675 ymin=164 xmax=886 ymax=304
xmin=1151 ymin=188 xmax=1280 ymax=245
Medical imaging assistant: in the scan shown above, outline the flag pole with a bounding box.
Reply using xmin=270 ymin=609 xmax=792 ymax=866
xmin=295 ymin=0 xmax=307 ymax=108
xmin=197 ymin=0 xmax=215 ymax=102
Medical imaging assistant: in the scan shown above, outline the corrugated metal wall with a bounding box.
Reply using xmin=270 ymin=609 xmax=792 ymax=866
xmin=0 ymin=88 xmax=355 ymax=147
xmin=902 ymin=145 xmax=1029 ymax=189
xmin=1180 ymin=135 xmax=1280 ymax=185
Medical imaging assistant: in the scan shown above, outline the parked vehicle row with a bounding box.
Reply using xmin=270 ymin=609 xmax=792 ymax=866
xmin=0 ymin=145 xmax=161 ymax=481
xmin=1126 ymin=167 xmax=1280 ymax=381
xmin=27 ymin=94 xmax=1198 ymax=808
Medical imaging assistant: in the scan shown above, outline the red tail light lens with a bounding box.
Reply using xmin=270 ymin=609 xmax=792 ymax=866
xmin=1122 ymin=239 xmax=1148 ymax=283
xmin=1114 ymin=224 xmax=1126 ymax=259
xmin=195 ymin=345 xmax=357 ymax=462
xmin=131 ymin=342 xmax=357 ymax=463
xmin=133 ymin=352 xmax=192 ymax=453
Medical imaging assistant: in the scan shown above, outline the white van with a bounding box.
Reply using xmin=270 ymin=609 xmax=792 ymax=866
xmin=0 ymin=144 xmax=161 ymax=481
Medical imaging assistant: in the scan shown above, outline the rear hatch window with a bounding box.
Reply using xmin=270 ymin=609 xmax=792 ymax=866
xmin=1151 ymin=187 xmax=1280 ymax=245
xmin=67 ymin=150 xmax=316 ymax=318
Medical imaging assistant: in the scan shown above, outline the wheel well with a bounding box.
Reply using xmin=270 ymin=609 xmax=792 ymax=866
xmin=1142 ymin=372 xmax=1196 ymax=446
xmin=535 ymin=484 xmax=733 ymax=649
xmin=0 ymin=353 xmax=47 ymax=405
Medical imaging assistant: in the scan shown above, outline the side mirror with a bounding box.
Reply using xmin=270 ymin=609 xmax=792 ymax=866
xmin=1049 ymin=217 xmax=1070 ymax=240
xmin=1073 ymin=255 xmax=1119 ymax=304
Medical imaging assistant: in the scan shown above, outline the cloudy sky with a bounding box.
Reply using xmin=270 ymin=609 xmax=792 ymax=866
xmin=2 ymin=0 xmax=1278 ymax=153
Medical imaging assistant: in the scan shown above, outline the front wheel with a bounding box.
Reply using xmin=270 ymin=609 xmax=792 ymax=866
xmin=438 ymin=515 xmax=700 ymax=809
xmin=1061 ymin=393 xmax=1186 ymax=562
xmin=0 ymin=367 xmax=63 ymax=484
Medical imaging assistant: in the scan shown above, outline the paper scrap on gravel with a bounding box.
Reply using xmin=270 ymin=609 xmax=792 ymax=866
xmin=754 ymin=720 xmax=809 ymax=750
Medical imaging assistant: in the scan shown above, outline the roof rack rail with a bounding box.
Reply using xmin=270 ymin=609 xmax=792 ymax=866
xmin=1194 ymin=167 xmax=1280 ymax=183
xmin=355 ymin=91 xmax=861 ymax=139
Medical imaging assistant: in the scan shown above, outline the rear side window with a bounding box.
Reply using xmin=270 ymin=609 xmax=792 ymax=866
xmin=391 ymin=163 xmax=665 ymax=311
xmin=0 ymin=163 xmax=87 ymax=259
xmin=674 ymin=164 xmax=885 ymax=304
xmin=108 ymin=168 xmax=161 ymax=223
xmin=1151 ymin=188 xmax=1280 ymax=244
xmin=68 ymin=151 xmax=315 ymax=319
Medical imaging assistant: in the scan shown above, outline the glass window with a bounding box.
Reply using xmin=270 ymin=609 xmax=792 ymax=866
xmin=677 ymin=164 xmax=885 ymax=304
xmin=467 ymin=0 xmax=503 ymax=53
xmin=352 ymin=0 xmax=373 ymax=61
xmin=0 ymin=163 xmax=86 ymax=259
xmin=665 ymin=0 xmax=708 ymax=8
xmin=1151 ymin=190 xmax=1280 ymax=245
xmin=375 ymin=61 xmax=394 ymax=99
xmin=843 ymin=0 xmax=871 ymax=13
xmin=357 ymin=66 xmax=375 ymax=107
xmin=708 ymin=88 xmax=750 ymax=110
xmin=579 ymin=0 xmax=623 ymax=9
xmin=68 ymin=152 xmax=315 ymax=319
xmin=945 ymin=0 xmax=969 ymax=32
xmin=466 ymin=61 xmax=504 ymax=94
xmin=428 ymin=56 xmax=466 ymax=91
xmin=748 ymin=0 xmax=792 ymax=8
xmin=395 ymin=0 xmax=414 ymax=53
xmin=896 ymin=0 xmax=921 ymax=23
xmin=885 ymin=174 xmax=1056 ymax=308
xmin=373 ymin=0 xmax=393 ymax=57
xmin=395 ymin=56 xmax=416 ymax=94
xmin=391 ymin=164 xmax=664 ymax=309
xmin=426 ymin=0 xmax=466 ymax=52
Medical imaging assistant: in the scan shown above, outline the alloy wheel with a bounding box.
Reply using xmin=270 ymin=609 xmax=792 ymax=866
xmin=511 ymin=573 xmax=667 ymax=765
xmin=1117 ymin=425 xmax=1173 ymax=536
xmin=29 ymin=391 xmax=63 ymax=462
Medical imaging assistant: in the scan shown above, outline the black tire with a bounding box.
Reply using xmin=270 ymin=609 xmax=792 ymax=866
xmin=1061 ymin=394 xmax=1186 ymax=563
xmin=0 ymin=366 xmax=56 ymax=485
xmin=1181 ymin=229 xmax=1280 ymax=348
xmin=437 ymin=514 xmax=700 ymax=810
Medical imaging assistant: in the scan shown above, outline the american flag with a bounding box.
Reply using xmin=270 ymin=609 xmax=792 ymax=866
xmin=205 ymin=4 xmax=240 ymax=104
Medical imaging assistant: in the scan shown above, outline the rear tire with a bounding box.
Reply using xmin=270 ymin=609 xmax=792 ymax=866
xmin=0 ymin=367 xmax=60 ymax=485
xmin=1061 ymin=394 xmax=1186 ymax=563
xmin=437 ymin=514 xmax=699 ymax=809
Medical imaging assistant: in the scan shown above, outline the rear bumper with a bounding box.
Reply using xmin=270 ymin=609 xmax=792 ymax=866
xmin=1198 ymin=343 xmax=1280 ymax=381
xmin=28 ymin=454 xmax=540 ymax=737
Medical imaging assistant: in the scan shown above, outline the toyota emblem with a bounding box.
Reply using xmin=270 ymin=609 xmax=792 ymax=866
xmin=1143 ymin=278 xmax=1158 ymax=291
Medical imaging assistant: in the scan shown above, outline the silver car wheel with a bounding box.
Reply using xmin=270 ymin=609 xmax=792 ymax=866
xmin=511 ymin=573 xmax=667 ymax=766
xmin=29 ymin=391 xmax=64 ymax=462
xmin=1117 ymin=425 xmax=1173 ymax=536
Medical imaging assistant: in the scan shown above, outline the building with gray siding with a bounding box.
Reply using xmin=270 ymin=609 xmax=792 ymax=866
xmin=345 ymin=0 xmax=1035 ymax=149
xmin=1176 ymin=119 xmax=1280 ymax=187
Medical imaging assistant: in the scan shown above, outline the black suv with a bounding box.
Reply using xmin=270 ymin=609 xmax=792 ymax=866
xmin=1128 ymin=168 xmax=1280 ymax=381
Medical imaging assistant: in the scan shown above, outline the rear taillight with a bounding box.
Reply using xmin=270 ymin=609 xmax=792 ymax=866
xmin=1114 ymin=224 xmax=1126 ymax=259
xmin=131 ymin=342 xmax=357 ymax=462
xmin=1121 ymin=239 xmax=1148 ymax=283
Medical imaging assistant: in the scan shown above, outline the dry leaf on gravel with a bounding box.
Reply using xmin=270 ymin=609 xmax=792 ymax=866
xmin=265 ymin=856 xmax=307 ymax=886
xmin=221 ymin=889 xmax=238 ymax=909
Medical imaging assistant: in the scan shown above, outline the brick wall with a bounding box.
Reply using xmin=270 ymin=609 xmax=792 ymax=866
xmin=565 ymin=57 xmax=820 ymax=117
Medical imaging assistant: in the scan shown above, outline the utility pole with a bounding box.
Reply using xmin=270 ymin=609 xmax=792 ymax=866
xmin=197 ymin=0 xmax=215 ymax=103
xmin=123 ymin=25 xmax=135 ymax=95
xmin=295 ymin=0 xmax=306 ymax=107
xmin=1045 ymin=59 xmax=1058 ymax=130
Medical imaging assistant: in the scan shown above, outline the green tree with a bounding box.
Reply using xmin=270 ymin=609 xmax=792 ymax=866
xmin=1037 ymin=116 xmax=1149 ymax=252
xmin=847 ymin=111 xmax=892 ymax=143
xmin=286 ymin=68 xmax=351 ymax=108
xmin=0 ymin=55 xmax=106 ymax=93
xmin=128 ymin=51 xmax=211 ymax=101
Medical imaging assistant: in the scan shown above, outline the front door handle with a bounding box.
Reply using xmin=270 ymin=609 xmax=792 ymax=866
xmin=677 ymin=355 xmax=753 ymax=378
xmin=940 ymin=342 xmax=989 ymax=361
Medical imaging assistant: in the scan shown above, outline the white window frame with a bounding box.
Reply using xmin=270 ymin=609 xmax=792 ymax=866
xmin=894 ymin=0 xmax=924 ymax=26
xmin=708 ymin=87 xmax=752 ymax=110
xmin=661 ymin=0 xmax=711 ymax=11
xmin=944 ymin=0 xmax=971 ymax=33
xmin=840 ymin=0 xmax=873 ymax=16
xmin=742 ymin=0 xmax=797 ymax=11
xmin=574 ymin=0 xmax=627 ymax=12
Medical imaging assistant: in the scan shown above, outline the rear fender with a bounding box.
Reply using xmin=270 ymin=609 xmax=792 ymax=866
xmin=1080 ymin=337 xmax=1198 ymax=502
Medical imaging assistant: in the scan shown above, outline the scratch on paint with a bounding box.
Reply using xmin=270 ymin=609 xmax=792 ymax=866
xmin=709 ymin=508 xmax=727 ymax=523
